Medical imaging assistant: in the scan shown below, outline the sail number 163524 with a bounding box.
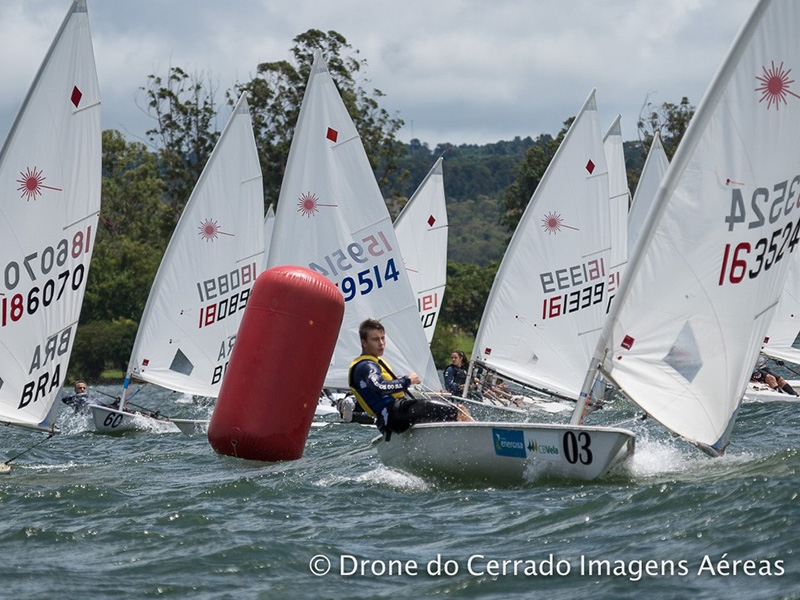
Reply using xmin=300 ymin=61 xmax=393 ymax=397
xmin=718 ymin=217 xmax=800 ymax=285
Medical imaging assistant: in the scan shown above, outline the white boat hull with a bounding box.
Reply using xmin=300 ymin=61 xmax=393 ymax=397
xmin=375 ymin=421 xmax=634 ymax=484
xmin=460 ymin=396 xmax=572 ymax=421
xmin=459 ymin=397 xmax=528 ymax=421
xmin=743 ymin=380 xmax=800 ymax=403
xmin=170 ymin=418 xmax=210 ymax=435
xmin=89 ymin=405 xmax=176 ymax=434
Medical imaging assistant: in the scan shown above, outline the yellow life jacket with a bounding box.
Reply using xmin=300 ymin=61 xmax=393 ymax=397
xmin=348 ymin=354 xmax=405 ymax=417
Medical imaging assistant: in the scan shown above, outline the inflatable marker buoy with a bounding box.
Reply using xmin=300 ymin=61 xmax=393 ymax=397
xmin=208 ymin=266 xmax=344 ymax=461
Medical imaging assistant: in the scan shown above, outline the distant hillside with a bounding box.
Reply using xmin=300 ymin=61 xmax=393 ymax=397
xmin=382 ymin=137 xmax=648 ymax=267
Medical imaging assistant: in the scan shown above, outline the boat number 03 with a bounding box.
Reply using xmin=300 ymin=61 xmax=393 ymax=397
xmin=562 ymin=431 xmax=593 ymax=465
xmin=103 ymin=412 xmax=124 ymax=429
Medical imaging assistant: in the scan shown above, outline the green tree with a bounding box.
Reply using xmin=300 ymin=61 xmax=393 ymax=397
xmin=637 ymin=96 xmax=695 ymax=159
xmin=141 ymin=66 xmax=220 ymax=219
xmin=76 ymin=131 xmax=168 ymax=377
xmin=230 ymin=29 xmax=406 ymax=207
xmin=81 ymin=130 xmax=169 ymax=325
xmin=69 ymin=318 xmax=138 ymax=382
xmin=500 ymin=126 xmax=567 ymax=233
xmin=440 ymin=260 xmax=499 ymax=336
xmin=97 ymin=130 xmax=171 ymax=246
xmin=448 ymin=196 xmax=509 ymax=265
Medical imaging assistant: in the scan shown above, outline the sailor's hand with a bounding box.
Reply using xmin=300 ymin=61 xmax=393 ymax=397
xmin=409 ymin=372 xmax=421 ymax=385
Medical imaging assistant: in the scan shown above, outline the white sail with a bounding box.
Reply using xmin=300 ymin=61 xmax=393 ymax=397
xmin=761 ymin=266 xmax=800 ymax=364
xmin=393 ymin=157 xmax=448 ymax=345
xmin=471 ymin=90 xmax=611 ymax=399
xmin=627 ymin=132 xmax=669 ymax=255
xmin=603 ymin=114 xmax=631 ymax=280
xmin=267 ymin=52 xmax=438 ymax=390
xmin=576 ymin=0 xmax=800 ymax=454
xmin=125 ymin=93 xmax=264 ymax=399
xmin=0 ymin=0 xmax=100 ymax=431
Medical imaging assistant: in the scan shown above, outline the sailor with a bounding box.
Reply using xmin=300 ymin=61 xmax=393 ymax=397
xmin=443 ymin=349 xmax=469 ymax=396
xmin=348 ymin=318 xmax=468 ymax=440
xmin=337 ymin=393 xmax=376 ymax=425
xmin=750 ymin=358 xmax=799 ymax=396
xmin=61 ymin=380 xmax=119 ymax=412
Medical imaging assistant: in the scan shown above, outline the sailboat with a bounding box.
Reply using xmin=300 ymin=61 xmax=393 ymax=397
xmin=89 ymin=93 xmax=264 ymax=433
xmin=455 ymin=104 xmax=630 ymax=421
xmin=393 ymin=156 xmax=448 ymax=344
xmin=0 ymin=0 xmax=101 ymax=468
xmin=627 ymin=132 xmax=669 ymax=255
xmin=743 ymin=258 xmax=800 ymax=402
xmin=379 ymin=0 xmax=799 ymax=483
xmin=465 ymin=90 xmax=614 ymax=406
xmin=571 ymin=0 xmax=800 ymax=455
xmin=377 ymin=90 xmax=636 ymax=483
xmin=748 ymin=151 xmax=800 ymax=394
xmin=266 ymin=52 xmax=439 ymax=393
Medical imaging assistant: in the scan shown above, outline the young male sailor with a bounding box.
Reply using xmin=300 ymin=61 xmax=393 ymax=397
xmin=348 ymin=319 xmax=470 ymax=440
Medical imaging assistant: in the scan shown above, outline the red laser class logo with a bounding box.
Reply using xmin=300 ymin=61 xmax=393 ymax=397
xmin=756 ymin=60 xmax=800 ymax=109
xmin=17 ymin=167 xmax=62 ymax=201
xmin=198 ymin=218 xmax=233 ymax=242
xmin=296 ymin=191 xmax=337 ymax=218
xmin=541 ymin=212 xmax=579 ymax=235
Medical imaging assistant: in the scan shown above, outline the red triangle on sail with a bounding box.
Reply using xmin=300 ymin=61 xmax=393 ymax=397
xmin=71 ymin=86 xmax=82 ymax=108
xmin=326 ymin=127 xmax=338 ymax=142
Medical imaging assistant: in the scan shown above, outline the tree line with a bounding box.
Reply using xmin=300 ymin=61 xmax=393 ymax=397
xmin=68 ymin=29 xmax=693 ymax=381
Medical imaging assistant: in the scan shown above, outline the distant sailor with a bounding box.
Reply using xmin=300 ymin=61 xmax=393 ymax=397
xmin=443 ymin=349 xmax=469 ymax=396
xmin=750 ymin=356 xmax=799 ymax=396
xmin=61 ymin=380 xmax=118 ymax=412
xmin=348 ymin=318 xmax=470 ymax=440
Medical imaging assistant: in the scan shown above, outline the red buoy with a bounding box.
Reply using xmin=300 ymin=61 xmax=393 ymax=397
xmin=208 ymin=265 xmax=344 ymax=461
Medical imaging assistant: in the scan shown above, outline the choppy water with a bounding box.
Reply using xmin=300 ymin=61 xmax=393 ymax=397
xmin=1 ymin=385 xmax=798 ymax=600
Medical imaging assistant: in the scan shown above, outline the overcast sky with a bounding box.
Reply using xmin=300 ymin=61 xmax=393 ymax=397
xmin=0 ymin=0 xmax=757 ymax=148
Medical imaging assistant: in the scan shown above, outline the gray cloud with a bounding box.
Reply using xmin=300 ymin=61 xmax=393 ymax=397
xmin=0 ymin=0 xmax=756 ymax=147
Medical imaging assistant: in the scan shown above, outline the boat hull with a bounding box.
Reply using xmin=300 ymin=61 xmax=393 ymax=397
xmin=170 ymin=418 xmax=210 ymax=435
xmin=460 ymin=396 xmax=572 ymax=421
xmin=743 ymin=381 xmax=800 ymax=403
xmin=375 ymin=421 xmax=634 ymax=485
xmin=89 ymin=405 xmax=176 ymax=434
